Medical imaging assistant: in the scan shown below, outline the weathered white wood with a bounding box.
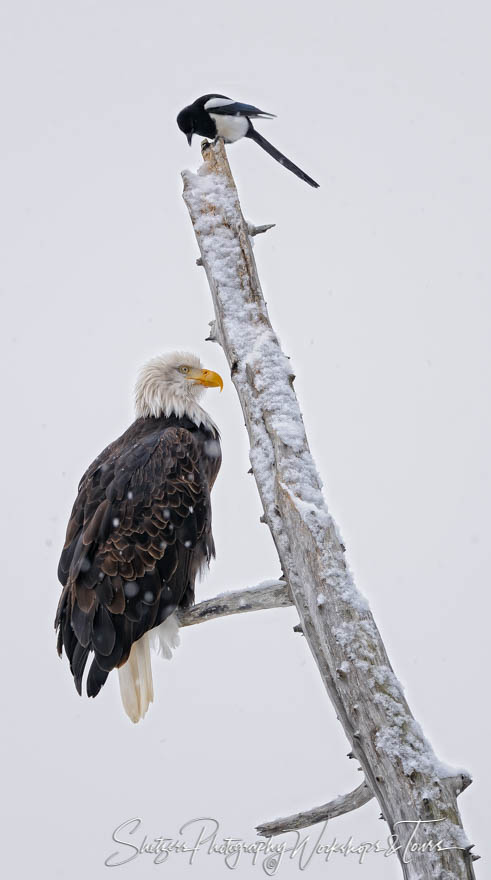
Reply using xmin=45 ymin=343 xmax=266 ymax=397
xmin=177 ymin=580 xmax=291 ymax=627
xmin=181 ymin=139 xmax=476 ymax=879
xmin=256 ymin=781 xmax=373 ymax=837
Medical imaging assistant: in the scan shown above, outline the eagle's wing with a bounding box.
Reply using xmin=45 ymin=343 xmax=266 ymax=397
xmin=55 ymin=424 xmax=218 ymax=698
xmin=203 ymin=97 xmax=275 ymax=119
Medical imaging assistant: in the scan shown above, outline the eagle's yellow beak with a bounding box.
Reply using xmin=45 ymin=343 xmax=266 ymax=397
xmin=186 ymin=367 xmax=223 ymax=391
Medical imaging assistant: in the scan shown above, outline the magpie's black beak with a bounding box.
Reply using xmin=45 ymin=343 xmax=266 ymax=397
xmin=187 ymin=132 xmax=193 ymax=146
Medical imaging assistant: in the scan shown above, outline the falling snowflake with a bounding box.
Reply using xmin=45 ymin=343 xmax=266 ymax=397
xmin=204 ymin=439 xmax=221 ymax=459
xmin=124 ymin=582 xmax=139 ymax=598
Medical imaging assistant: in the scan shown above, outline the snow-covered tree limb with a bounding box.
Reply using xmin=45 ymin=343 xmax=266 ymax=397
xmin=181 ymin=138 xmax=476 ymax=879
xmin=177 ymin=580 xmax=291 ymax=627
xmin=256 ymin=780 xmax=373 ymax=837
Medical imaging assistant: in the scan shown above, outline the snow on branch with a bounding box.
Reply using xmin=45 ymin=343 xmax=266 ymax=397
xmin=181 ymin=138 xmax=476 ymax=879
xmin=177 ymin=579 xmax=292 ymax=627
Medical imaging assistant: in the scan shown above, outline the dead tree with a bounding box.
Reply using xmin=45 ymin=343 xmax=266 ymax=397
xmin=179 ymin=138 xmax=477 ymax=879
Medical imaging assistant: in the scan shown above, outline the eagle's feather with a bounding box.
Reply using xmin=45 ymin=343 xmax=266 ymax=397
xmin=55 ymin=413 xmax=221 ymax=721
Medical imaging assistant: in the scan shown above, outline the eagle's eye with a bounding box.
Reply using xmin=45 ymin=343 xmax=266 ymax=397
xmin=178 ymin=365 xmax=190 ymax=375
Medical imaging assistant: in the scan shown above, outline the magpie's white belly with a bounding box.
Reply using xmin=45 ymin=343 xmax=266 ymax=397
xmin=210 ymin=113 xmax=249 ymax=143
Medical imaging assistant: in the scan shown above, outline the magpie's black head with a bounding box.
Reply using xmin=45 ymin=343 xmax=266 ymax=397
xmin=177 ymin=107 xmax=195 ymax=145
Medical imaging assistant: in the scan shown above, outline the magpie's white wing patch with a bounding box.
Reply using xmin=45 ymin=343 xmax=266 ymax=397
xmin=204 ymin=97 xmax=235 ymax=110
xmin=210 ymin=113 xmax=249 ymax=143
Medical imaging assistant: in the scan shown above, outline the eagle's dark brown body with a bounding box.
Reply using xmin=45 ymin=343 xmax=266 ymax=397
xmin=55 ymin=413 xmax=221 ymax=699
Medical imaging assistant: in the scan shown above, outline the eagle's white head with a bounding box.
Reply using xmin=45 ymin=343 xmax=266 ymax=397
xmin=135 ymin=351 xmax=223 ymax=430
xmin=134 ymin=351 xmax=223 ymax=431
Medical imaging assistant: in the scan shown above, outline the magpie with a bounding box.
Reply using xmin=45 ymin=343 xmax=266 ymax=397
xmin=176 ymin=94 xmax=319 ymax=188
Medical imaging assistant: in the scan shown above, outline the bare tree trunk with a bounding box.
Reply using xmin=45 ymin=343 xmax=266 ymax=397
xmin=181 ymin=139 xmax=477 ymax=879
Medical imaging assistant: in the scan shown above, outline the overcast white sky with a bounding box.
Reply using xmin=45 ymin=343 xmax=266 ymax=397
xmin=1 ymin=1 xmax=490 ymax=878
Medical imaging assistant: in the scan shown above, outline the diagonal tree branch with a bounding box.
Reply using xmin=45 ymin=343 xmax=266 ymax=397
xmin=257 ymin=771 xmax=473 ymax=841
xmin=177 ymin=579 xmax=292 ymax=627
xmin=181 ymin=138 xmax=476 ymax=880
xmin=256 ymin=781 xmax=373 ymax=837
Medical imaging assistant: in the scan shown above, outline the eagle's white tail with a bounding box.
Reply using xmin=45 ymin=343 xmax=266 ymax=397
xmin=118 ymin=633 xmax=154 ymax=723
xmin=117 ymin=613 xmax=180 ymax=723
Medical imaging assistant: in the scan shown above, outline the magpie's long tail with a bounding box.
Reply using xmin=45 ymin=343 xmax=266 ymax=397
xmin=246 ymin=127 xmax=319 ymax=188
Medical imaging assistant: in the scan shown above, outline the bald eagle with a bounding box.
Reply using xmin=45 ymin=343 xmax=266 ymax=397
xmin=55 ymin=352 xmax=223 ymax=723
